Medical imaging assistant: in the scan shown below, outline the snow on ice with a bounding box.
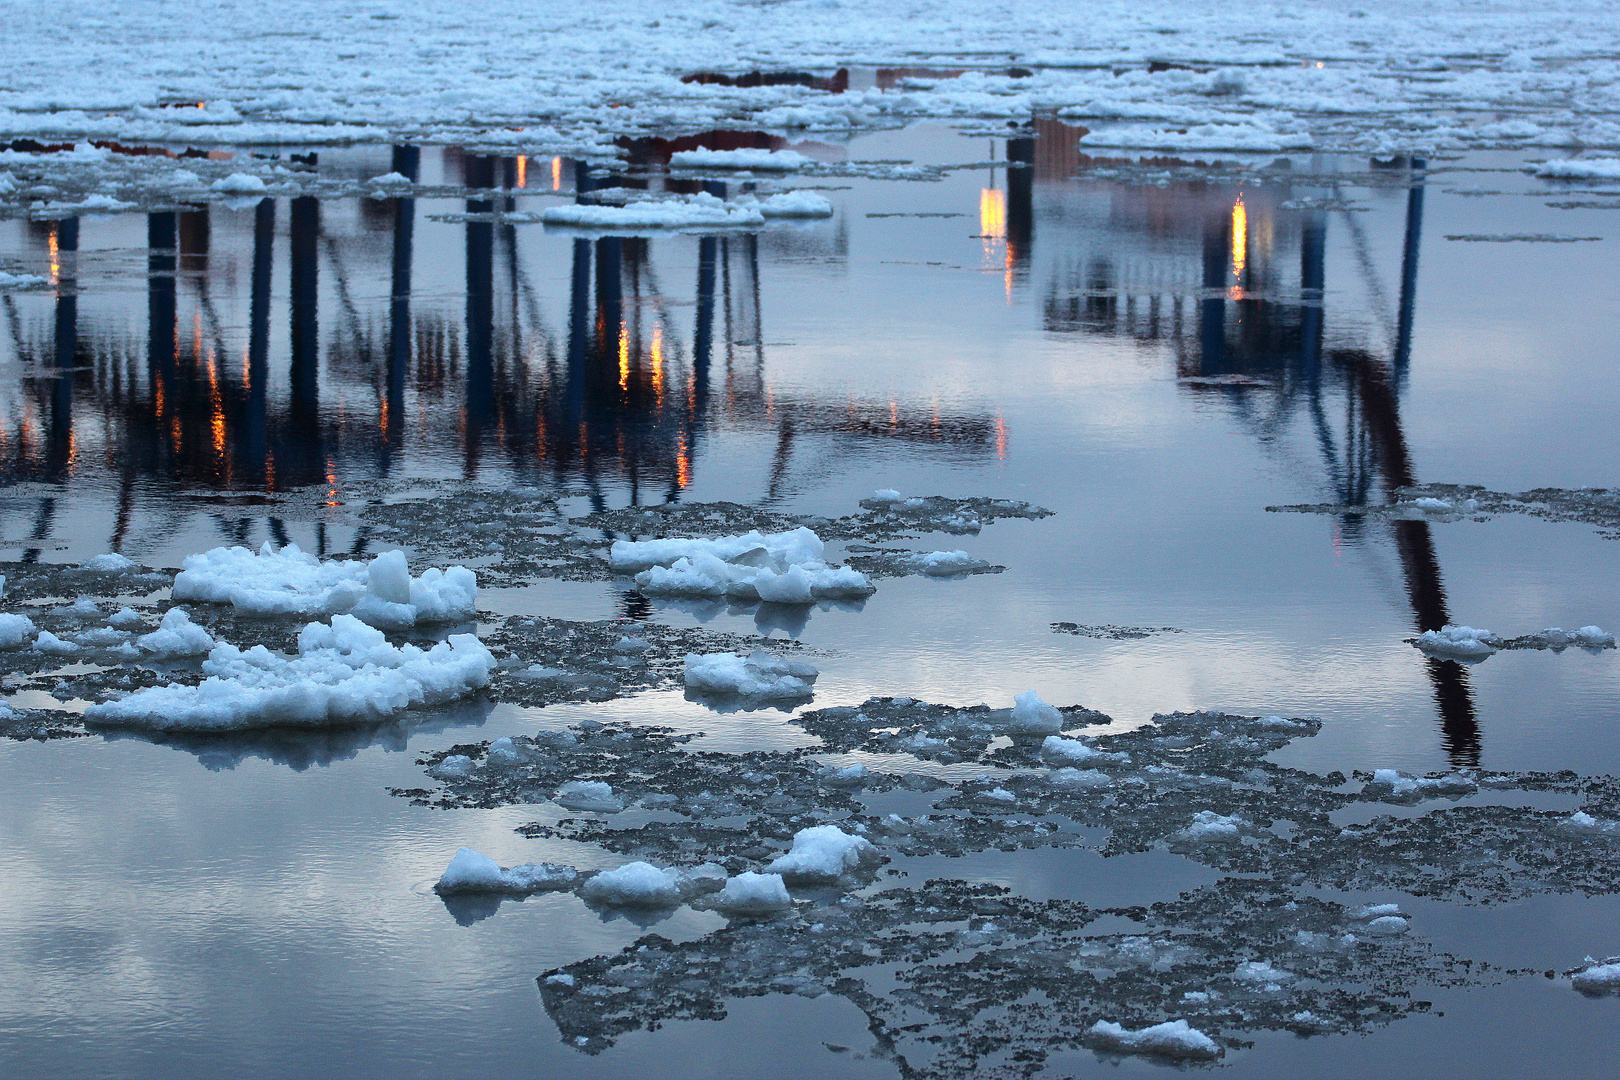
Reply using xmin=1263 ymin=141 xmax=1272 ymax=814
xmin=611 ymin=526 xmax=873 ymax=603
xmin=1084 ymin=1018 xmax=1221 ymax=1060
xmin=767 ymin=825 xmax=881 ymax=883
xmin=683 ymin=650 xmax=818 ymax=700
xmin=435 ymin=848 xmax=581 ymax=894
xmin=171 ymin=543 xmax=476 ymax=627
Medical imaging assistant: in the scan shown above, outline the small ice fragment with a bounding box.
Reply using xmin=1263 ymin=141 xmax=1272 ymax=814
xmin=755 ymin=191 xmax=834 ymax=217
xmin=1180 ymin=810 xmax=1244 ymax=839
xmin=907 ymin=550 xmax=992 ymax=576
xmin=1007 ymin=689 xmax=1062 ymax=735
xmin=1571 ymin=962 xmax=1620 ymax=994
xmin=83 ymin=553 xmax=134 ymax=572
xmin=554 ymin=780 xmax=625 ymax=812
xmin=369 ymin=172 xmax=412 ymax=187
xmin=1364 ymin=915 xmax=1410 ymax=936
xmin=108 ymin=607 xmax=142 ymax=628
xmin=1234 ymin=960 xmax=1292 ymax=983
xmin=434 ymin=848 xmax=579 ymax=894
xmin=135 ymin=608 xmax=216 ymax=659
xmin=710 ymin=871 xmax=794 ymax=915
xmin=430 ymin=754 xmax=476 ymax=779
xmin=612 ymin=636 xmax=651 ymax=653
xmin=1085 ymin=1019 xmax=1221 ymax=1060
xmin=767 ymin=825 xmax=881 ymax=883
xmin=684 ymin=649 xmax=818 ymax=699
xmin=668 ymin=148 xmax=810 ymax=171
xmin=32 ymin=630 xmax=78 ymax=654
xmin=1413 ymin=625 xmax=1498 ymax=661
xmin=210 ymin=172 xmax=266 ymax=194
xmin=544 ymin=973 xmax=575 ymax=987
xmin=1041 ymin=734 xmax=1107 ymax=766
xmin=579 ymin=861 xmax=683 ymax=907
xmin=869 ymin=489 xmax=903 ymax=503
xmin=1048 ymin=767 xmax=1111 ymax=789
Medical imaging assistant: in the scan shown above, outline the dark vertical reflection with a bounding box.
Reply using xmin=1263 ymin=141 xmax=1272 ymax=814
xmin=1199 ymin=212 xmax=1228 ymax=375
xmin=287 ymin=194 xmax=322 ymax=487
xmin=147 ymin=211 xmax=177 ymax=472
xmin=244 ymin=198 xmax=274 ymax=488
xmin=464 ymin=154 xmax=496 ymax=468
xmin=48 ymin=217 xmax=78 ymax=482
xmin=385 ymin=145 xmax=419 ymax=468
xmin=1005 ymin=136 xmax=1034 ymax=272
xmin=1393 ymin=157 xmax=1426 ymax=384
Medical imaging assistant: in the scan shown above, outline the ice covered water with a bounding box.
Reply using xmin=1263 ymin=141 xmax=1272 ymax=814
xmin=4 ymin=70 xmax=1620 ymax=1080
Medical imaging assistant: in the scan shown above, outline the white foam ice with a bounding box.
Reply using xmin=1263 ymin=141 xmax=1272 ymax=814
xmin=1040 ymin=734 xmax=1122 ymax=766
xmin=709 ymin=871 xmax=794 ymax=915
xmin=1537 ymin=158 xmax=1620 ymax=181
xmin=751 ymin=191 xmax=834 ymax=217
xmin=171 ymin=543 xmax=476 ymax=628
xmin=32 ymin=630 xmax=78 ymax=654
xmin=1048 ymin=767 xmax=1112 ymax=789
xmin=541 ymin=192 xmax=764 ymax=230
xmin=84 ymin=613 xmax=494 ymax=731
xmin=82 ymin=553 xmax=135 ymax=571
xmin=1413 ymin=624 xmax=1499 ymax=661
xmin=0 ymin=613 xmax=38 ymax=648
xmin=683 ymin=649 xmax=818 ymax=699
xmin=1180 ymin=810 xmax=1245 ymax=839
xmin=1080 ymin=120 xmax=1312 ymax=152
xmin=1007 ymin=689 xmax=1063 ymax=735
xmin=1572 ymin=960 xmax=1620 ymax=993
xmin=0 ymin=271 xmax=49 ymax=289
xmin=1085 ymin=1019 xmax=1220 ymax=1060
xmin=668 ymin=148 xmax=810 ymax=171
xmin=434 ymin=848 xmax=580 ymax=894
xmin=554 ymin=780 xmax=626 ymax=812
xmin=766 ymin=824 xmax=881 ymax=883
xmin=578 ymin=861 xmax=685 ymax=907
xmin=906 ymin=550 xmax=992 ymax=576
xmin=611 ymin=526 xmax=873 ymax=603
xmin=1366 ymin=769 xmax=1478 ymax=801
xmin=136 ymin=608 xmax=216 ymax=659
xmin=869 ymin=489 xmax=903 ymax=504
xmin=210 ymin=172 xmax=266 ymax=193
xmin=1233 ymin=960 xmax=1293 ymax=984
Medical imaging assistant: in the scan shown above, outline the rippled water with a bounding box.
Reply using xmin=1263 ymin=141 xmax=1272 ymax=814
xmin=2 ymin=125 xmax=1619 ymax=1077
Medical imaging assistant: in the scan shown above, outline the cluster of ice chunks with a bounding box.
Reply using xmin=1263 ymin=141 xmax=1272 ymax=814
xmin=1413 ymin=623 xmax=1614 ymax=662
xmin=537 ymin=875 xmax=1478 ymax=1073
xmin=858 ymin=490 xmax=1052 ymax=536
xmin=610 ymin=527 xmax=874 ymax=604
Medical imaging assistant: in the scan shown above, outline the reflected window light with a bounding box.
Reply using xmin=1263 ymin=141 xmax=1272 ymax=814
xmin=651 ymin=324 xmax=663 ymax=399
xmin=995 ymin=411 xmax=1008 ymax=460
xmin=551 ymin=157 xmax=562 ymax=192
xmin=618 ymin=322 xmax=630 ymax=391
xmin=48 ymin=226 xmax=59 ymax=286
xmin=1229 ymin=194 xmax=1248 ymax=300
xmin=515 ymin=155 xmax=527 ymax=188
xmin=979 ymin=188 xmax=1006 ymax=240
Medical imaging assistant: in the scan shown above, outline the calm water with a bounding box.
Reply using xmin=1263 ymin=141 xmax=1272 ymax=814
xmin=2 ymin=124 xmax=1619 ymax=1077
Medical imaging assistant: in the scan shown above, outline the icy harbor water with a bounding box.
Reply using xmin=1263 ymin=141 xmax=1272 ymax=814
xmin=3 ymin=121 xmax=1620 ymax=1079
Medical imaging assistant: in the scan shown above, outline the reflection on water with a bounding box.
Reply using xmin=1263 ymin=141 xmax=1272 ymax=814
xmin=1 ymin=128 xmax=1476 ymax=757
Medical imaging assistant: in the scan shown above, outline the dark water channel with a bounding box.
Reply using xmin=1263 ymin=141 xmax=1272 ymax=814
xmin=2 ymin=124 xmax=1619 ymax=1077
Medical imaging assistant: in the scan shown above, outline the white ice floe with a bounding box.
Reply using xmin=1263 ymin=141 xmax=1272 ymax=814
xmin=709 ymin=871 xmax=794 ymax=915
xmin=434 ymin=848 xmax=580 ymax=894
xmin=612 ymin=527 xmax=873 ymax=603
xmin=32 ymin=630 xmax=78 ymax=654
xmin=0 ymin=613 xmax=38 ymax=648
xmin=1572 ymin=959 xmax=1620 ymax=994
xmin=84 ymin=613 xmax=494 ymax=731
xmin=82 ymin=553 xmax=134 ymax=572
xmin=1007 ymin=689 xmax=1063 ymax=735
xmin=578 ymin=861 xmax=684 ymax=907
xmin=1365 ymin=769 xmax=1477 ymax=801
xmin=368 ymin=171 xmax=413 ymax=187
xmin=1080 ymin=120 xmax=1311 ymax=153
xmin=753 ymin=191 xmax=834 ymax=218
xmin=171 ymin=543 xmax=476 ymax=627
xmin=1527 ymin=625 xmax=1615 ymax=649
xmin=1048 ymin=767 xmax=1113 ymax=789
xmin=767 ymin=824 xmax=881 ymax=883
xmin=869 ymin=489 xmax=903 ymax=504
xmin=668 ymin=149 xmax=810 ymax=171
xmin=136 ymin=608 xmax=216 ymax=659
xmin=1233 ymin=960 xmax=1293 ymax=985
xmin=429 ymin=754 xmax=477 ymax=779
xmin=683 ymin=649 xmax=818 ymax=699
xmin=1413 ymin=625 xmax=1499 ymax=661
xmin=542 ymin=192 xmax=763 ymax=230
xmin=0 ymin=271 xmax=49 ymax=289
xmin=1363 ymin=915 xmax=1411 ymax=936
xmin=1537 ymin=158 xmax=1620 ymax=181
xmin=554 ymin=780 xmax=625 ymax=812
xmin=1041 ymin=735 xmax=1123 ymax=767
xmin=1085 ymin=1019 xmax=1221 ymax=1060
xmin=1180 ymin=810 xmax=1245 ymax=839
xmin=905 ymin=550 xmax=992 ymax=576
xmin=209 ymin=172 xmax=266 ymax=193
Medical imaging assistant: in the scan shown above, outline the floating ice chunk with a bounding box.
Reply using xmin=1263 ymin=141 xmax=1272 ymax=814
xmin=172 ymin=543 xmax=475 ymax=626
xmin=754 ymin=191 xmax=833 ymax=217
xmin=612 ymin=636 xmax=650 ymax=653
xmin=1572 ymin=960 xmax=1620 ymax=994
xmin=709 ymin=871 xmax=794 ymax=915
xmin=1413 ymin=624 xmax=1499 ymax=661
xmin=767 ymin=825 xmax=881 ymax=883
xmin=1085 ymin=1019 xmax=1221 ymax=1060
xmin=0 ymin=271 xmax=49 ymax=289
xmin=1365 ymin=769 xmax=1478 ymax=801
xmin=1041 ymin=735 xmax=1122 ymax=766
xmin=65 ymin=596 xmax=102 ymax=617
xmin=555 ymin=780 xmax=625 ymax=812
xmin=1575 ymin=625 xmax=1615 ymax=647
xmin=1048 ymin=767 xmax=1112 ymax=789
xmin=684 ymin=649 xmax=818 ymax=699
xmin=1234 ymin=960 xmax=1292 ymax=984
xmin=434 ymin=848 xmax=579 ymax=894
xmin=85 ymin=614 xmax=493 ymax=731
xmin=369 ymin=171 xmax=412 ymax=187
xmin=430 ymin=754 xmax=476 ymax=779
xmin=615 ymin=527 xmax=873 ymax=603
xmin=136 ymin=608 xmax=216 ymax=659
xmin=869 ymin=489 xmax=903 ymax=504
xmin=668 ymin=148 xmax=810 ymax=171
xmin=0 ymin=613 xmax=38 ymax=649
xmin=981 ymin=786 xmax=1017 ymax=803
xmin=906 ymin=550 xmax=992 ymax=576
xmin=32 ymin=630 xmax=79 ymax=654
xmin=82 ymin=553 xmax=134 ymax=572
xmin=579 ymin=861 xmax=683 ymax=907
xmin=819 ymin=763 xmax=874 ymax=788
xmin=210 ymin=172 xmax=267 ymax=194
xmin=1537 ymin=158 xmax=1620 ymax=181
xmin=542 ymin=192 xmax=764 ymax=230
xmin=1353 ymin=903 xmax=1404 ymax=919
xmin=1363 ymin=915 xmax=1411 ymax=936
xmin=1007 ymin=690 xmax=1063 ymax=735
xmin=1180 ymin=810 xmax=1244 ymax=839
